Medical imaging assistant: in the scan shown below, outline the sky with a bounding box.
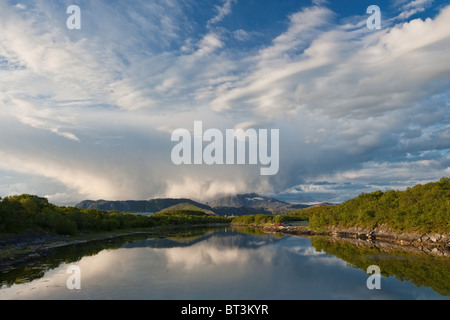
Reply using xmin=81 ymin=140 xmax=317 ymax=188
xmin=0 ymin=0 xmax=449 ymax=205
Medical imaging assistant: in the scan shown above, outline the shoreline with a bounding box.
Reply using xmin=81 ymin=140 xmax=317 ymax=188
xmin=2 ymin=222 xmax=449 ymax=270
xmin=0 ymin=224 xmax=229 ymax=270
xmin=0 ymin=230 xmax=156 ymax=270
xmin=233 ymin=223 xmax=450 ymax=255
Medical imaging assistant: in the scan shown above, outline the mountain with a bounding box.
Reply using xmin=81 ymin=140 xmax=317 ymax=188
xmin=206 ymin=193 xmax=310 ymax=214
xmin=75 ymin=198 xmax=213 ymax=214
xmin=158 ymin=203 xmax=217 ymax=215
xmin=75 ymin=193 xmax=311 ymax=216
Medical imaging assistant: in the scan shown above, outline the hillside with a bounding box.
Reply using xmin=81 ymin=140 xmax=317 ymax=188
xmin=0 ymin=194 xmax=231 ymax=236
xmin=75 ymin=198 xmax=213 ymax=214
xmin=75 ymin=193 xmax=310 ymax=216
xmin=207 ymin=193 xmax=310 ymax=213
xmin=288 ymin=177 xmax=450 ymax=234
xmin=158 ymin=203 xmax=216 ymax=215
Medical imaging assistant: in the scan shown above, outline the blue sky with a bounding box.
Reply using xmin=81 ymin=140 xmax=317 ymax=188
xmin=0 ymin=0 xmax=449 ymax=205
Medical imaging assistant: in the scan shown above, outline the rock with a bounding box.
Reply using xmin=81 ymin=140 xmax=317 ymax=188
xmin=429 ymin=233 xmax=441 ymax=243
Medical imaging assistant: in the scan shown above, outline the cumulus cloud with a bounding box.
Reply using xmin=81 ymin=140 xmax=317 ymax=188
xmin=207 ymin=4 xmax=450 ymax=197
xmin=0 ymin=1 xmax=448 ymax=204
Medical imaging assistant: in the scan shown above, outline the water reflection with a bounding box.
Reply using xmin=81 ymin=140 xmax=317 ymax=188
xmin=311 ymin=237 xmax=450 ymax=298
xmin=0 ymin=227 xmax=448 ymax=300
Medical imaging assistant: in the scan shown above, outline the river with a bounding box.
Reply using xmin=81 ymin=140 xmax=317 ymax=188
xmin=0 ymin=226 xmax=448 ymax=300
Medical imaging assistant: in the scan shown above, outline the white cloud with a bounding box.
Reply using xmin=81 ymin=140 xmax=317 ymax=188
xmin=5 ymin=97 xmax=80 ymax=141
xmin=0 ymin=1 xmax=448 ymax=204
xmin=402 ymin=0 xmax=434 ymax=10
xmin=279 ymin=154 xmax=450 ymax=203
xmin=196 ymin=33 xmax=225 ymax=56
xmin=233 ymin=29 xmax=250 ymax=41
xmin=0 ymin=150 xmax=116 ymax=200
xmin=212 ymin=5 xmax=450 ymax=120
xmin=395 ymin=0 xmax=435 ymax=19
xmin=14 ymin=3 xmax=26 ymax=10
xmin=208 ymin=6 xmax=336 ymax=115
xmin=207 ymin=0 xmax=237 ymax=28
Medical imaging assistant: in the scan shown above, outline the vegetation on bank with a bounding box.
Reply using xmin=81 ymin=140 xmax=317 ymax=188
xmin=1 ymin=177 xmax=449 ymax=238
xmin=233 ymin=177 xmax=450 ymax=234
xmin=152 ymin=209 xmax=231 ymax=226
xmin=232 ymin=213 xmax=284 ymax=226
xmin=306 ymin=177 xmax=450 ymax=233
xmin=0 ymin=195 xmax=231 ymax=236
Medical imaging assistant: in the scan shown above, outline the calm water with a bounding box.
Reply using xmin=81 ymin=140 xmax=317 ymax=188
xmin=0 ymin=227 xmax=449 ymax=300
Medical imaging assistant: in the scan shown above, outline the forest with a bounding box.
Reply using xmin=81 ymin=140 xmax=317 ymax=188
xmin=305 ymin=177 xmax=450 ymax=233
xmin=234 ymin=177 xmax=450 ymax=234
xmin=1 ymin=177 xmax=449 ymax=237
xmin=0 ymin=195 xmax=231 ymax=236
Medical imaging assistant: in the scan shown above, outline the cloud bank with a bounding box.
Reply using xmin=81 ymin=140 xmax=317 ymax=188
xmin=0 ymin=1 xmax=448 ymax=204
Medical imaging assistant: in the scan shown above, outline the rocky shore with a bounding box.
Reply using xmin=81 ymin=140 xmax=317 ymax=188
xmin=238 ymin=224 xmax=450 ymax=255
xmin=0 ymin=231 xmax=147 ymax=270
xmin=325 ymin=225 xmax=450 ymax=247
xmin=2 ymin=223 xmax=449 ymax=270
xmin=0 ymin=224 xmax=230 ymax=270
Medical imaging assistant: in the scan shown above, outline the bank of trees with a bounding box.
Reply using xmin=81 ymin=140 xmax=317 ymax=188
xmin=0 ymin=195 xmax=231 ymax=236
xmin=1 ymin=178 xmax=448 ymax=236
xmin=232 ymin=214 xmax=283 ymax=225
xmin=152 ymin=210 xmax=231 ymax=226
xmin=232 ymin=178 xmax=450 ymax=234
xmin=305 ymin=177 xmax=450 ymax=233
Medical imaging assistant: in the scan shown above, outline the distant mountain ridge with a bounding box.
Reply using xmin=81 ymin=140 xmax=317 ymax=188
xmin=207 ymin=193 xmax=309 ymax=213
xmin=75 ymin=198 xmax=212 ymax=214
xmin=75 ymin=193 xmax=311 ymax=216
